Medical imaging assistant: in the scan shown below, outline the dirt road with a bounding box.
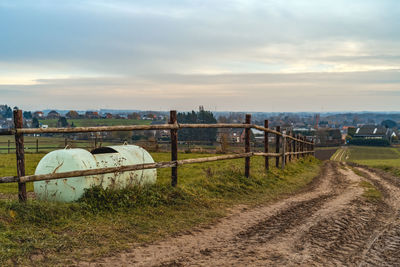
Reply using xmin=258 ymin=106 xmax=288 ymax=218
xmin=82 ymin=162 xmax=400 ymax=266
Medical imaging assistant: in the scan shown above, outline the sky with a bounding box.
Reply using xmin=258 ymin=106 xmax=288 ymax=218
xmin=0 ymin=0 xmax=399 ymax=112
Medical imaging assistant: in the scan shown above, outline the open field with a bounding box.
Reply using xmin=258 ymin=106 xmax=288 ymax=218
xmin=0 ymin=152 xmax=321 ymax=265
xmin=332 ymin=146 xmax=400 ymax=177
xmin=39 ymin=118 xmax=152 ymax=127
xmin=314 ymin=147 xmax=338 ymax=161
xmin=332 ymin=146 xmax=400 ymax=166
xmin=0 ymin=136 xmax=141 ymax=154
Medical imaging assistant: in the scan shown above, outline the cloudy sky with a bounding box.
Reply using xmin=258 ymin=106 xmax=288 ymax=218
xmin=1 ymin=0 xmax=399 ymax=112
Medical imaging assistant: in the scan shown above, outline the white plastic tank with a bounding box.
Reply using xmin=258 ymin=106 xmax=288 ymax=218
xmin=34 ymin=145 xmax=157 ymax=202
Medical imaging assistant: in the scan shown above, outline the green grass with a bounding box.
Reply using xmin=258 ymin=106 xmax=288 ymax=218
xmin=347 ymin=146 xmax=400 ymax=161
xmin=359 ymin=181 xmax=382 ymax=202
xmin=0 ymin=152 xmax=322 ymax=265
xmin=341 ymin=146 xmax=400 ymax=177
xmin=39 ymin=118 xmax=152 ymax=127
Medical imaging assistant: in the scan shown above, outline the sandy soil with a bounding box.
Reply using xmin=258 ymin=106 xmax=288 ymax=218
xmin=79 ymin=161 xmax=400 ymax=266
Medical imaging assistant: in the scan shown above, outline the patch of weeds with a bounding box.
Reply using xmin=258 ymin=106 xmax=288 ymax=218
xmin=78 ymin=184 xmax=204 ymax=212
xmin=359 ymin=181 xmax=382 ymax=202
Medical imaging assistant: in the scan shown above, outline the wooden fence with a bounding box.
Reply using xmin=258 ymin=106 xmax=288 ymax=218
xmin=0 ymin=110 xmax=315 ymax=202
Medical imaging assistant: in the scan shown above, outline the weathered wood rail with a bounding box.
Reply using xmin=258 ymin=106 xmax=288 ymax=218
xmin=0 ymin=110 xmax=315 ymax=202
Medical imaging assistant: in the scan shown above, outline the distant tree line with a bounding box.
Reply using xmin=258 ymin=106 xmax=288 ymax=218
xmin=0 ymin=105 xmax=13 ymax=118
xmin=177 ymin=109 xmax=217 ymax=142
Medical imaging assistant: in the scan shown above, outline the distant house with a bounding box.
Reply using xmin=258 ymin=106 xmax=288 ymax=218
xmin=66 ymin=110 xmax=79 ymax=119
xmin=85 ymin=111 xmax=100 ymax=119
xmin=128 ymin=113 xmax=141 ymax=120
xmin=348 ymin=125 xmax=392 ymax=146
xmin=315 ymin=128 xmax=343 ymax=147
xmin=353 ymin=125 xmax=390 ymax=139
xmin=115 ymin=114 xmax=128 ymax=119
xmin=33 ymin=111 xmax=44 ymax=118
xmin=104 ymin=113 xmax=113 ymax=119
xmin=47 ymin=110 xmax=60 ymax=119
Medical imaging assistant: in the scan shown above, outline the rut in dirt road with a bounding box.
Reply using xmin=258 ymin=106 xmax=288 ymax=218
xmin=82 ymin=162 xmax=400 ymax=267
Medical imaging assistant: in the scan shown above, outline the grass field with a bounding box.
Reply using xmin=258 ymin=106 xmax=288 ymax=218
xmin=332 ymin=146 xmax=400 ymax=176
xmin=39 ymin=118 xmax=152 ymax=127
xmin=0 ymin=152 xmax=321 ymax=265
xmin=0 ymin=136 xmax=143 ymax=155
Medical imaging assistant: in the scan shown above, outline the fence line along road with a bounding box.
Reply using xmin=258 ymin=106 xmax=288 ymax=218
xmin=0 ymin=110 xmax=315 ymax=202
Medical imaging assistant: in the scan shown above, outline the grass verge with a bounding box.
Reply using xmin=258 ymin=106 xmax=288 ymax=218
xmin=0 ymin=154 xmax=321 ymax=266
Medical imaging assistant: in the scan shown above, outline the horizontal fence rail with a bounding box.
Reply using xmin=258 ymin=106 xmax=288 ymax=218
xmin=0 ymin=151 xmax=315 ymax=184
xmin=0 ymin=110 xmax=315 ymax=202
xmin=2 ymin=124 xmax=313 ymax=145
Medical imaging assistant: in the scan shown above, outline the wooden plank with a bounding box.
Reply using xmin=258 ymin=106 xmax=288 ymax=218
xmin=0 ymin=176 xmax=19 ymax=183
xmin=170 ymin=110 xmax=178 ymax=187
xmin=13 ymin=110 xmax=27 ymax=202
xmin=15 ymin=123 xmax=314 ymax=146
xmin=181 ymin=123 xmax=252 ymax=129
xmin=16 ymin=123 xmax=250 ymax=134
xmin=0 ymin=152 xmax=290 ymax=184
xmin=245 ymin=114 xmax=251 ymax=177
xmin=16 ymin=152 xmax=255 ymax=183
xmin=0 ymin=129 xmax=14 ymax=135
xmin=253 ymin=152 xmax=282 ymax=157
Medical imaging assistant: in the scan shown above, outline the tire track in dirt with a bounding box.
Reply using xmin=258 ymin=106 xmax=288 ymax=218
xmin=80 ymin=162 xmax=400 ymax=267
xmin=353 ymin=167 xmax=400 ymax=266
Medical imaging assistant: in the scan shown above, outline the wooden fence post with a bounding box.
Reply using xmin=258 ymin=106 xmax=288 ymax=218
xmin=283 ymin=130 xmax=287 ymax=166
xmin=7 ymin=140 xmax=10 ymax=154
xmin=275 ymin=126 xmax=280 ymax=168
xmin=13 ymin=109 xmax=27 ymax=202
xmin=36 ymin=139 xmax=39 ymax=153
xmin=296 ymin=135 xmax=300 ymax=159
xmin=288 ymin=131 xmax=292 ymax=162
xmin=170 ymin=110 xmax=178 ymax=187
xmin=264 ymin=120 xmax=269 ymax=171
xmin=244 ymin=114 xmax=251 ymax=178
xmin=293 ymin=134 xmax=296 ymax=161
xmin=300 ymin=136 xmax=303 ymax=158
xmin=282 ymin=135 xmax=286 ymax=169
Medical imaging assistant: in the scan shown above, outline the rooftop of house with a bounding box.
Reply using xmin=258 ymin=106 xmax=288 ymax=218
xmin=354 ymin=125 xmax=388 ymax=136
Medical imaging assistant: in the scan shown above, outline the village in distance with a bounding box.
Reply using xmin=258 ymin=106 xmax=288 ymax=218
xmin=1 ymin=104 xmax=399 ymax=148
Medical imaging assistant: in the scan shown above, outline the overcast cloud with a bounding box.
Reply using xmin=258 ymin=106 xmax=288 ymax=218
xmin=0 ymin=0 xmax=399 ymax=111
